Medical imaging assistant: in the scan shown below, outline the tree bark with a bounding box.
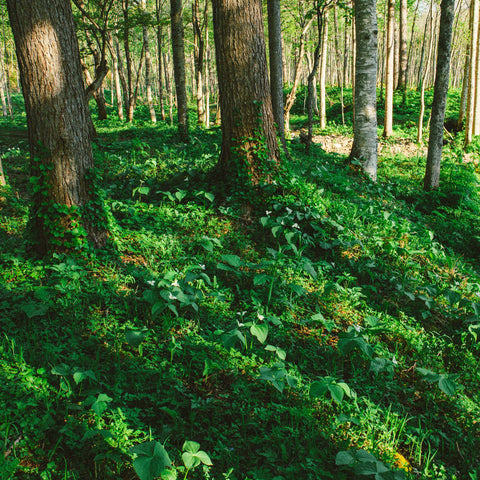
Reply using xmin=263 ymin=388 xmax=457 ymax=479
xmin=383 ymin=0 xmax=395 ymax=137
xmin=211 ymin=0 xmax=280 ymax=187
xmin=141 ymin=0 xmax=157 ymax=123
xmin=319 ymin=11 xmax=329 ymax=130
xmin=398 ymin=0 xmax=408 ymax=92
xmin=156 ymin=0 xmax=166 ymax=121
xmin=424 ymin=0 xmax=456 ymax=191
xmin=170 ymin=0 xmax=189 ymax=141
xmin=193 ymin=0 xmax=206 ymax=125
xmin=6 ymin=0 xmax=109 ymax=253
xmin=267 ymin=0 xmax=286 ymax=149
xmin=349 ymin=0 xmax=378 ymax=181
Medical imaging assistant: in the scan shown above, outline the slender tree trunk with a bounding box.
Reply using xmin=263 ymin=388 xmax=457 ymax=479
xmin=319 ymin=11 xmax=329 ymax=130
xmin=284 ymin=16 xmax=314 ymax=133
xmin=156 ymin=0 xmax=166 ymax=121
xmin=0 ymin=42 xmax=6 ymax=116
xmin=457 ymin=48 xmax=469 ymax=130
xmin=170 ymin=0 xmax=189 ymax=140
xmin=267 ymin=0 xmax=286 ymax=149
xmin=405 ymin=0 xmax=420 ymax=91
xmin=205 ymin=14 xmax=211 ymax=128
xmin=349 ymin=0 xmax=378 ymax=181
xmin=7 ymin=0 xmax=109 ymax=253
xmin=211 ymin=0 xmax=280 ymax=187
xmin=424 ymin=0 xmax=456 ymax=191
xmin=142 ymin=0 xmax=156 ymax=123
xmin=109 ymin=33 xmax=124 ymax=120
xmin=383 ymin=0 xmax=395 ymax=137
xmin=82 ymin=62 xmax=108 ymax=120
xmin=333 ymin=6 xmax=345 ymax=124
xmin=398 ymin=0 xmax=408 ymax=92
xmin=122 ymin=0 xmax=135 ymax=121
xmin=192 ymin=0 xmax=206 ymax=125
xmin=417 ymin=3 xmax=434 ymax=144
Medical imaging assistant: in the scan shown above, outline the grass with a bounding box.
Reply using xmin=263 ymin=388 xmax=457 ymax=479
xmin=0 ymin=90 xmax=479 ymax=480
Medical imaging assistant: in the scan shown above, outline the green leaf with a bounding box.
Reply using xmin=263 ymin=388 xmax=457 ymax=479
xmin=130 ymin=441 xmax=171 ymax=480
xmin=254 ymin=273 xmax=270 ymax=286
xmin=194 ymin=451 xmax=212 ymax=466
xmin=335 ymin=451 xmax=355 ymax=466
xmin=310 ymin=380 xmax=328 ymax=398
xmin=22 ymin=302 xmax=49 ymax=318
xmin=182 ymin=452 xmax=201 ymax=469
xmin=51 ymin=363 xmax=71 ymax=376
xmin=161 ymin=468 xmax=178 ymax=480
xmin=250 ymin=323 xmax=268 ymax=344
xmin=90 ymin=393 xmax=112 ymax=417
xmin=328 ymin=384 xmax=345 ymax=404
xmin=220 ymin=254 xmax=242 ymax=268
xmin=73 ymin=369 xmax=96 ymax=384
xmin=438 ymin=376 xmax=458 ymax=396
xmin=183 ymin=441 xmax=200 ymax=454
xmin=125 ymin=327 xmax=149 ymax=348
xmin=200 ymin=238 xmax=213 ymax=252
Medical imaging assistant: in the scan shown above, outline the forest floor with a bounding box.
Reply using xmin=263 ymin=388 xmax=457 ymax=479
xmin=1 ymin=92 xmax=480 ymax=480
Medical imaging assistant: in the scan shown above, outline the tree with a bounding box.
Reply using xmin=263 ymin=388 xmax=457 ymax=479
xmin=170 ymin=0 xmax=189 ymax=141
xmin=267 ymin=0 xmax=286 ymax=149
xmin=424 ymin=0 xmax=456 ymax=191
xmin=383 ymin=0 xmax=395 ymax=137
xmin=6 ymin=0 xmax=109 ymax=253
xmin=349 ymin=0 xmax=378 ymax=181
xmin=211 ymin=0 xmax=280 ymax=187
xmin=141 ymin=0 xmax=157 ymax=123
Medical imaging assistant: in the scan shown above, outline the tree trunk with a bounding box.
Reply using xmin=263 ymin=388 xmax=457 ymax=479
xmin=424 ymin=0 xmax=455 ymax=191
xmin=349 ymin=0 xmax=378 ymax=181
xmin=156 ymin=0 xmax=166 ymax=121
xmin=267 ymin=0 xmax=286 ymax=149
xmin=417 ymin=3 xmax=434 ymax=144
xmin=122 ymin=0 xmax=135 ymax=121
xmin=284 ymin=16 xmax=314 ymax=134
xmin=398 ymin=0 xmax=408 ymax=92
xmin=192 ymin=0 xmax=206 ymax=125
xmin=211 ymin=0 xmax=280 ymax=187
xmin=319 ymin=11 xmax=329 ymax=130
xmin=142 ymin=0 xmax=156 ymax=123
xmin=109 ymin=33 xmax=124 ymax=120
xmin=170 ymin=0 xmax=189 ymax=141
xmin=205 ymin=14 xmax=211 ymax=128
xmin=383 ymin=0 xmax=395 ymax=137
xmin=7 ymin=0 xmax=109 ymax=253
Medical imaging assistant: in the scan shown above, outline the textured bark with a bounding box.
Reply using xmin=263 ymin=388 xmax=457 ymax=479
xmin=193 ymin=0 xmax=206 ymax=125
xmin=141 ymin=0 xmax=156 ymax=123
xmin=108 ymin=33 xmax=124 ymax=120
xmin=424 ymin=0 xmax=456 ymax=191
xmin=398 ymin=0 xmax=408 ymax=91
xmin=349 ymin=0 xmax=378 ymax=181
xmin=267 ymin=0 xmax=286 ymax=148
xmin=7 ymin=0 xmax=108 ymax=253
xmin=170 ymin=0 xmax=189 ymax=141
xmin=383 ymin=0 xmax=395 ymax=137
xmin=156 ymin=0 xmax=166 ymax=121
xmin=318 ymin=11 xmax=328 ymax=130
xmin=122 ymin=0 xmax=135 ymax=121
xmin=212 ymin=0 xmax=280 ymax=186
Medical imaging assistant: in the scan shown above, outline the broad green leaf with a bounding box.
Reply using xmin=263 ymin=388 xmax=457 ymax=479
xmin=335 ymin=451 xmax=355 ymax=466
xmin=91 ymin=393 xmax=112 ymax=417
xmin=175 ymin=190 xmax=187 ymax=201
xmin=354 ymin=462 xmax=379 ymax=475
xmin=254 ymin=273 xmax=270 ymax=286
xmin=200 ymin=238 xmax=213 ymax=252
xmin=125 ymin=327 xmax=149 ymax=348
xmin=416 ymin=367 xmax=440 ymax=382
xmin=130 ymin=441 xmax=171 ymax=480
xmin=161 ymin=468 xmax=178 ymax=480
xmin=220 ymin=254 xmax=242 ymax=268
xmin=355 ymin=449 xmax=378 ymax=463
xmin=194 ymin=450 xmax=212 ymax=466
xmin=438 ymin=376 xmax=458 ymax=396
xmin=22 ymin=303 xmax=48 ymax=318
xmin=51 ymin=363 xmax=71 ymax=376
xmin=182 ymin=452 xmax=201 ymax=469
xmin=310 ymin=380 xmax=328 ymax=398
xmin=328 ymin=384 xmax=345 ymax=404
xmin=250 ymin=323 xmax=268 ymax=344
xmin=73 ymin=369 xmax=96 ymax=384
xmin=183 ymin=441 xmax=200 ymax=454
xmin=136 ymin=186 xmax=150 ymax=196
xmin=302 ymin=260 xmax=317 ymax=279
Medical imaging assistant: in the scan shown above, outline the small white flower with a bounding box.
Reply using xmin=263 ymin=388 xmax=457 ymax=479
xmin=146 ymin=280 xmax=155 ymax=286
xmin=168 ymin=293 xmax=177 ymax=300
xmin=171 ymin=279 xmax=180 ymax=288
xmin=292 ymin=223 xmax=300 ymax=229
xmin=266 ymin=210 xmax=272 ymax=216
xmin=353 ymin=324 xmax=362 ymax=332
xmin=281 ymin=220 xmax=285 ymax=225
xmin=286 ymin=207 xmax=292 ymax=214
xmin=257 ymin=313 xmax=265 ymax=321
xmin=392 ymin=356 xmax=398 ymax=365
xmin=199 ymin=264 xmax=206 ymax=270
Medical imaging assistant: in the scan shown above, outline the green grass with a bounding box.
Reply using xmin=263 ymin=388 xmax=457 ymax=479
xmin=0 ymin=91 xmax=479 ymax=480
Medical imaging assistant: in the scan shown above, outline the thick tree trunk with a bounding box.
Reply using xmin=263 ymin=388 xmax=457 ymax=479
xmin=383 ymin=0 xmax=395 ymax=137
xmin=7 ymin=0 xmax=109 ymax=253
xmin=424 ymin=0 xmax=455 ymax=191
xmin=211 ymin=0 xmax=280 ymax=187
xmin=267 ymin=0 xmax=286 ymax=149
xmin=170 ymin=0 xmax=189 ymax=141
xmin=349 ymin=0 xmax=378 ymax=181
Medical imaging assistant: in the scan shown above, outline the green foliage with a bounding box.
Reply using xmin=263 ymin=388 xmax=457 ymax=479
xmin=0 ymin=94 xmax=479 ymax=480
